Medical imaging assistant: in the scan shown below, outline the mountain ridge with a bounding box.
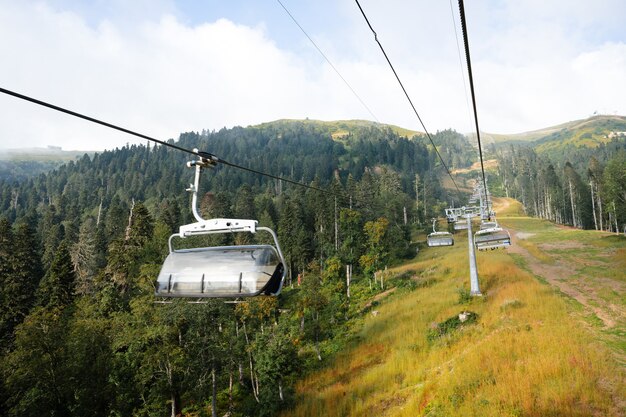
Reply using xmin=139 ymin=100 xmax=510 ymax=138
xmin=480 ymin=114 xmax=626 ymax=145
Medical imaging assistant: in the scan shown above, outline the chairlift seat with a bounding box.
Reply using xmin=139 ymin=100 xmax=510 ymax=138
xmin=480 ymin=221 xmax=498 ymax=230
xmin=157 ymin=157 xmax=288 ymax=299
xmin=156 ymin=218 xmax=286 ymax=298
xmin=474 ymin=227 xmax=511 ymax=250
xmin=427 ymin=232 xmax=454 ymax=247
xmin=454 ymin=220 xmax=469 ymax=231
xmin=156 ymin=245 xmax=284 ymax=298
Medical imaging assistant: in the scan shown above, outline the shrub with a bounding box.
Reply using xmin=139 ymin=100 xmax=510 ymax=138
xmin=427 ymin=311 xmax=478 ymax=342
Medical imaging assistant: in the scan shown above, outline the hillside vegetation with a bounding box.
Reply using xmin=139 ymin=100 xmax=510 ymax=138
xmin=0 ymin=121 xmax=480 ymax=416
xmin=482 ymin=115 xmax=626 ymax=145
xmin=0 ymin=118 xmax=623 ymax=416
xmin=282 ymin=198 xmax=625 ymax=416
xmin=489 ymin=115 xmax=626 ymax=235
xmin=0 ymin=147 xmax=94 ymax=182
xmin=253 ymin=119 xmax=423 ymax=141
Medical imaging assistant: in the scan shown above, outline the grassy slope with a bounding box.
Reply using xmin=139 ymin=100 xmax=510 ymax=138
xmin=282 ymin=198 xmax=625 ymax=417
xmin=0 ymin=148 xmax=93 ymax=162
xmin=253 ymin=119 xmax=423 ymax=139
xmin=481 ymin=115 xmax=626 ymax=145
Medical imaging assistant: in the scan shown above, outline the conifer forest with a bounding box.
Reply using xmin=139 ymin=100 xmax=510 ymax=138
xmin=0 ymin=119 xmax=624 ymax=416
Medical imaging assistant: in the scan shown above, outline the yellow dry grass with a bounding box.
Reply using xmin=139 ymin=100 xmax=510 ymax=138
xmin=282 ymin=215 xmax=624 ymax=417
xmin=451 ymin=159 xmax=499 ymax=175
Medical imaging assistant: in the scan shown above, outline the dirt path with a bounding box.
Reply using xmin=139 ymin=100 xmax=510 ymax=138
xmin=507 ymin=231 xmax=618 ymax=328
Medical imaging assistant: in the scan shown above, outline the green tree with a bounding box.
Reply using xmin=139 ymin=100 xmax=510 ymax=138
xmin=0 ymin=218 xmax=14 ymax=346
xmin=71 ymin=218 xmax=98 ymax=296
xmin=298 ymin=262 xmax=328 ymax=361
xmin=359 ymin=217 xmax=390 ymax=287
xmin=2 ymin=307 xmax=71 ymax=417
xmin=0 ymin=223 xmax=41 ymax=346
xmin=253 ymin=322 xmax=298 ymax=416
xmin=603 ymin=150 xmax=626 ymax=232
xmin=36 ymin=241 xmax=75 ymax=310
xmin=278 ymin=195 xmax=311 ymax=281
xmin=105 ymin=200 xmax=154 ymax=295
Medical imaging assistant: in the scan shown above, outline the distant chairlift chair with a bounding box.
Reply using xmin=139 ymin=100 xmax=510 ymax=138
xmin=427 ymin=219 xmax=454 ymax=247
xmin=479 ymin=221 xmax=498 ymax=230
xmin=155 ymin=154 xmax=287 ymax=298
xmin=454 ymin=219 xmax=469 ymax=231
xmin=474 ymin=223 xmax=511 ymax=251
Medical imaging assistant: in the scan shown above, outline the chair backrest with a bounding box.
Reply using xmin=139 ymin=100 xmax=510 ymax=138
xmin=156 ymin=245 xmax=284 ymax=298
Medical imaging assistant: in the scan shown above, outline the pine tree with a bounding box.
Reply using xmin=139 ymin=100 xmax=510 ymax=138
xmin=1 ymin=222 xmax=41 ymax=346
xmin=603 ymin=150 xmax=626 ymax=233
xmin=71 ymin=218 xmax=98 ymax=296
xmin=2 ymin=307 xmax=71 ymax=417
xmin=105 ymin=201 xmax=154 ymax=294
xmin=37 ymin=241 xmax=75 ymax=309
xmin=0 ymin=217 xmax=15 ymax=346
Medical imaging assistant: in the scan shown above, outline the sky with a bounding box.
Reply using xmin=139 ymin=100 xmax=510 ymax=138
xmin=0 ymin=0 xmax=625 ymax=151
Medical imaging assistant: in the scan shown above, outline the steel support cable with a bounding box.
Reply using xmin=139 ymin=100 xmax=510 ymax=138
xmin=448 ymin=0 xmax=474 ymax=133
xmin=457 ymin=0 xmax=489 ymax=214
xmin=0 ymin=86 xmax=331 ymax=195
xmin=353 ymin=0 xmax=462 ymax=198
xmin=276 ymin=0 xmax=380 ymax=123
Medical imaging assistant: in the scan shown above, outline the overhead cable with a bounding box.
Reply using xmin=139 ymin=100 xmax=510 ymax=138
xmin=276 ymin=0 xmax=380 ymax=123
xmin=0 ymin=86 xmax=330 ymax=195
xmin=353 ymin=0 xmax=463 ymax=198
xmin=448 ymin=0 xmax=474 ymax=133
xmin=457 ymin=0 xmax=489 ymax=212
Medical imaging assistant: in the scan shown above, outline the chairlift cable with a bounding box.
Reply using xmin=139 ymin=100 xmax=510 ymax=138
xmin=0 ymin=86 xmax=332 ymax=195
xmin=276 ymin=0 xmax=380 ymax=123
xmin=457 ymin=0 xmax=489 ymax=211
xmin=353 ymin=0 xmax=462 ymax=199
xmin=448 ymin=0 xmax=475 ymax=134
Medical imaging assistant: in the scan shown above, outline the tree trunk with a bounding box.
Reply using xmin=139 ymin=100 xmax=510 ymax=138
xmin=96 ymin=198 xmax=103 ymax=226
xmin=170 ymin=392 xmax=180 ymax=417
xmin=598 ymin=186 xmax=604 ymax=230
xmin=229 ymin=369 xmax=234 ymax=413
xmin=346 ymin=264 xmax=351 ymax=299
xmin=423 ymin=180 xmax=427 ymax=220
xmin=211 ymin=365 xmax=217 ymax=417
xmin=568 ymin=180 xmax=577 ymax=227
xmin=382 ymin=266 xmax=386 ymax=290
xmin=590 ymin=180 xmax=598 ymax=230
xmin=415 ymin=174 xmax=420 ymax=225
xmin=314 ymin=312 xmax=322 ymax=361
xmin=334 ymin=197 xmax=338 ymax=251
xmin=279 ymin=380 xmax=284 ymax=401
xmin=242 ymin=322 xmax=259 ymax=403
xmin=124 ymin=198 xmax=135 ymax=241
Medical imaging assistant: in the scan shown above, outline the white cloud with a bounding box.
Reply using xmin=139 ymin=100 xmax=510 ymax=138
xmin=0 ymin=0 xmax=625 ymax=151
xmin=0 ymin=4 xmax=370 ymax=150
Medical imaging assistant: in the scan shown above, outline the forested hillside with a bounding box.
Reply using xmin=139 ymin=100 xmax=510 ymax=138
xmin=0 ymin=120 xmax=474 ymax=416
xmin=0 ymin=147 xmax=95 ymax=182
xmin=489 ymin=116 xmax=626 ymax=233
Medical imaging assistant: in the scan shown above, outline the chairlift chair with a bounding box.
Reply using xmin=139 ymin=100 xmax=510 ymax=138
xmin=474 ymin=225 xmax=511 ymax=251
xmin=479 ymin=221 xmax=498 ymax=230
xmin=155 ymin=154 xmax=287 ymax=298
xmin=454 ymin=219 xmax=469 ymax=231
xmin=427 ymin=219 xmax=454 ymax=247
